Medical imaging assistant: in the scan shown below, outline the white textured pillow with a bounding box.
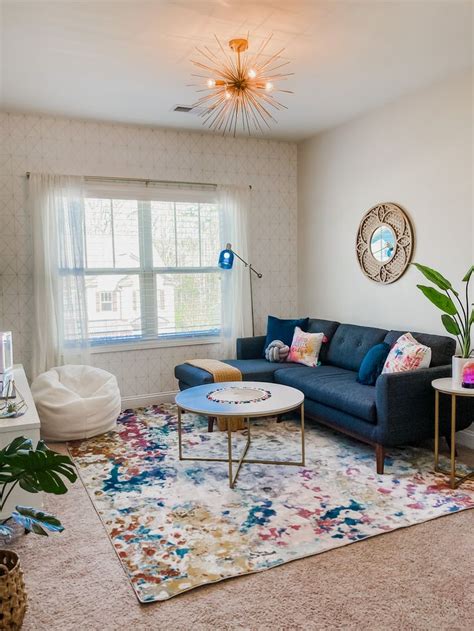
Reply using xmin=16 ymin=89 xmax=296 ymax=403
xmin=382 ymin=333 xmax=432 ymax=374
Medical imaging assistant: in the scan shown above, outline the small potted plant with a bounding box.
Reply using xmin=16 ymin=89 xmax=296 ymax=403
xmin=414 ymin=263 xmax=473 ymax=386
xmin=0 ymin=436 xmax=77 ymax=629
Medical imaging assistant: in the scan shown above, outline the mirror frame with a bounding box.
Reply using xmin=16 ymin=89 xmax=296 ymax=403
xmin=356 ymin=203 xmax=414 ymax=284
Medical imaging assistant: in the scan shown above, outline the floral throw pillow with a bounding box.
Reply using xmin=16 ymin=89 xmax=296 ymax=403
xmin=288 ymin=327 xmax=325 ymax=367
xmin=382 ymin=332 xmax=432 ymax=374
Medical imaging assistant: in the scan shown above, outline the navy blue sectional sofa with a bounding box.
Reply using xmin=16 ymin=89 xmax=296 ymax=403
xmin=175 ymin=319 xmax=472 ymax=473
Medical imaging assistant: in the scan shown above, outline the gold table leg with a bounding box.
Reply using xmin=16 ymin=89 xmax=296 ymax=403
xmin=227 ymin=421 xmax=233 ymax=485
xmin=178 ymin=405 xmax=306 ymax=488
xmin=434 ymin=390 xmax=439 ymax=471
xmin=177 ymin=406 xmax=183 ymax=460
xmin=450 ymin=394 xmax=456 ymax=490
xmin=301 ymin=402 xmax=305 ymax=466
xmin=227 ymin=417 xmax=251 ymax=488
xmin=434 ymin=391 xmax=474 ymax=489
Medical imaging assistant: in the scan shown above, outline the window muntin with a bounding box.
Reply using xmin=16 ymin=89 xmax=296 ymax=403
xmin=83 ymin=192 xmax=220 ymax=345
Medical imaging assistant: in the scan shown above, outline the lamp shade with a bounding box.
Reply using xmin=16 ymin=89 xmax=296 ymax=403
xmin=218 ymin=246 xmax=234 ymax=270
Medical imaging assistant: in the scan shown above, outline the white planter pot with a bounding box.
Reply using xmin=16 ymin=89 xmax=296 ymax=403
xmin=452 ymin=356 xmax=470 ymax=388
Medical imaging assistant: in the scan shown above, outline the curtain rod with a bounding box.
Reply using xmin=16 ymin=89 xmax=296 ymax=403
xmin=25 ymin=172 xmax=252 ymax=190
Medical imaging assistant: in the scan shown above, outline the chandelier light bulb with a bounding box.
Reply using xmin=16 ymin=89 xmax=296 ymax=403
xmin=225 ymin=90 xmax=232 ymax=100
xmin=248 ymin=68 xmax=257 ymax=79
xmin=265 ymin=81 xmax=274 ymax=92
xmin=207 ymin=78 xmax=216 ymax=88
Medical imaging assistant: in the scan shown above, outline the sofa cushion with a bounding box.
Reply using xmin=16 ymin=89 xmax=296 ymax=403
xmin=264 ymin=315 xmax=309 ymax=355
xmin=306 ymin=318 xmax=340 ymax=363
xmin=175 ymin=359 xmax=303 ymax=388
xmin=288 ymin=328 xmax=324 ymax=367
xmin=274 ymin=365 xmax=377 ymax=423
xmin=357 ymin=342 xmax=391 ymax=385
xmin=326 ymin=324 xmax=388 ymax=372
xmin=383 ymin=330 xmax=455 ymax=367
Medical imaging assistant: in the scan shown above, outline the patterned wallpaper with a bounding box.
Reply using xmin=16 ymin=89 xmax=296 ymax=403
xmin=0 ymin=112 xmax=297 ymax=397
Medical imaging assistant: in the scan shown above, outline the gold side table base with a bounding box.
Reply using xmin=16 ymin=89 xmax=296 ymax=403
xmin=177 ymin=403 xmax=305 ymax=488
xmin=434 ymin=389 xmax=474 ymax=490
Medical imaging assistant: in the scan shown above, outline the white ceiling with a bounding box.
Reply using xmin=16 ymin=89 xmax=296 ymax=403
xmin=1 ymin=0 xmax=472 ymax=140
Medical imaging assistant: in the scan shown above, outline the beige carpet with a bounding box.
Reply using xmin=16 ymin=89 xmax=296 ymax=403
xmin=9 ymin=442 xmax=474 ymax=631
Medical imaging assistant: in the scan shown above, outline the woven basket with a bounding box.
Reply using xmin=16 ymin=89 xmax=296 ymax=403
xmin=0 ymin=551 xmax=27 ymax=630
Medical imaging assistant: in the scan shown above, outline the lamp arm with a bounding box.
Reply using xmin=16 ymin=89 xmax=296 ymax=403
xmin=230 ymin=248 xmax=263 ymax=278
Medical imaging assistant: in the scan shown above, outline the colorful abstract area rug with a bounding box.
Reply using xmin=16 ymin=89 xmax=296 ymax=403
xmin=68 ymin=405 xmax=474 ymax=603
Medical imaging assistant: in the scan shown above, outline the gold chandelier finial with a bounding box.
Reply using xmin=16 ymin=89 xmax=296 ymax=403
xmin=190 ymin=34 xmax=293 ymax=136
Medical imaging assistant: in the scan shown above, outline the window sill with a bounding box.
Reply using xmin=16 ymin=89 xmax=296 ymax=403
xmin=89 ymin=336 xmax=221 ymax=354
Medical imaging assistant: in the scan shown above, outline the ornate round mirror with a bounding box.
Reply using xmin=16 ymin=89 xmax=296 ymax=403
xmin=356 ymin=203 xmax=414 ymax=284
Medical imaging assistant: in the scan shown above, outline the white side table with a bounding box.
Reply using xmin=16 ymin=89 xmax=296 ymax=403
xmin=432 ymin=377 xmax=474 ymax=489
xmin=0 ymin=365 xmax=42 ymax=518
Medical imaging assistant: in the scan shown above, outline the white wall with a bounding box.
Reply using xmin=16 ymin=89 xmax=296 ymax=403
xmin=298 ymin=71 xmax=473 ymax=336
xmin=0 ymin=114 xmax=297 ymax=397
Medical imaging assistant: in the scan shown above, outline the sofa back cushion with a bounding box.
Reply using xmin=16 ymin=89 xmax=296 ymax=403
xmin=263 ymin=316 xmax=309 ymax=356
xmin=383 ymin=330 xmax=455 ymax=367
xmin=307 ymin=318 xmax=340 ymax=363
xmin=326 ymin=323 xmax=388 ymax=372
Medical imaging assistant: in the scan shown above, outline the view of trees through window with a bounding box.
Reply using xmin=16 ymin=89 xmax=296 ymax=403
xmin=84 ymin=195 xmax=221 ymax=343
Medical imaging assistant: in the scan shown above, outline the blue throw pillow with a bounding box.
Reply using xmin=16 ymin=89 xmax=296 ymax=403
xmin=264 ymin=316 xmax=309 ymax=356
xmin=357 ymin=343 xmax=391 ymax=386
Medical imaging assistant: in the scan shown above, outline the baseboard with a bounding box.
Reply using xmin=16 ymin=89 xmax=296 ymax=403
xmin=458 ymin=428 xmax=474 ymax=450
xmin=121 ymin=391 xmax=178 ymax=409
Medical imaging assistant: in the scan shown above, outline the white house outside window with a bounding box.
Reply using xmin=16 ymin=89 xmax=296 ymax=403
xmin=82 ymin=184 xmax=221 ymax=345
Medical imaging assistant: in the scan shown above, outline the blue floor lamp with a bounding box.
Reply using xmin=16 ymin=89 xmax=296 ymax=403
xmin=218 ymin=243 xmax=263 ymax=337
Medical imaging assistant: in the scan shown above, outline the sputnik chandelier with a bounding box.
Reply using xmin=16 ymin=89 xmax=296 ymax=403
xmin=190 ymin=35 xmax=292 ymax=136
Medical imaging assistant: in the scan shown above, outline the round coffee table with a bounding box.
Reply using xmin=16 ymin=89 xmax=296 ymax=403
xmin=175 ymin=381 xmax=305 ymax=488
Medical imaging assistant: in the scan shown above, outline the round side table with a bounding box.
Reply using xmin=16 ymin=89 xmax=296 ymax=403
xmin=432 ymin=378 xmax=474 ymax=489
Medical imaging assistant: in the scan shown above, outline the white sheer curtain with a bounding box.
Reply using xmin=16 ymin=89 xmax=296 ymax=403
xmin=29 ymin=174 xmax=89 ymax=378
xmin=219 ymin=185 xmax=252 ymax=358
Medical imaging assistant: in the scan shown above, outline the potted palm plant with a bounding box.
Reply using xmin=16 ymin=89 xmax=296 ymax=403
xmin=0 ymin=436 xmax=77 ymax=629
xmin=414 ymin=263 xmax=473 ymax=386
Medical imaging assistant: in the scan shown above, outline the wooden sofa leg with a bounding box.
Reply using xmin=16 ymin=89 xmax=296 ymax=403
xmin=375 ymin=444 xmax=385 ymax=474
xmin=208 ymin=416 xmax=215 ymax=432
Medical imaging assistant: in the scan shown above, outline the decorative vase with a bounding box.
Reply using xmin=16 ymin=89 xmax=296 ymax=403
xmin=461 ymin=359 xmax=474 ymax=388
xmin=0 ymin=550 xmax=27 ymax=630
xmin=452 ymin=356 xmax=470 ymax=388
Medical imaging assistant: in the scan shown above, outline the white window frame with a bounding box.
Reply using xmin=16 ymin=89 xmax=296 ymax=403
xmin=84 ymin=183 xmax=222 ymax=351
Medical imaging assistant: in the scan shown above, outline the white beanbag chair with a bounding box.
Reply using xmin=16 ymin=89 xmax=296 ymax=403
xmin=31 ymin=365 xmax=121 ymax=441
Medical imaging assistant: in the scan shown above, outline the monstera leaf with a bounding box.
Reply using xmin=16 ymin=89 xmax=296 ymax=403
xmin=0 ymin=439 xmax=77 ymax=496
xmin=0 ymin=523 xmax=13 ymax=538
xmin=0 ymin=436 xmax=33 ymax=483
xmin=0 ymin=437 xmax=75 ymax=541
xmin=11 ymin=506 xmax=64 ymax=536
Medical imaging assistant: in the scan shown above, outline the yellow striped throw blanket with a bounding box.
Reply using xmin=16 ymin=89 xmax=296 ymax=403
xmin=184 ymin=359 xmax=246 ymax=431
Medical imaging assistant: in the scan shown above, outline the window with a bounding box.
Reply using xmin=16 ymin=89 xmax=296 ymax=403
xmin=97 ymin=291 xmax=118 ymax=313
xmin=83 ymin=187 xmax=221 ymax=345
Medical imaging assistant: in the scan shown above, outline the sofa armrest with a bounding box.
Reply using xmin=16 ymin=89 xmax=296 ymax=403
xmin=375 ymin=365 xmax=453 ymax=446
xmin=236 ymin=335 xmax=266 ymax=360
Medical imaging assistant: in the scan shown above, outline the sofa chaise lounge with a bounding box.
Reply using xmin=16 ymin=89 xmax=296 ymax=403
xmin=175 ymin=319 xmax=473 ymax=473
